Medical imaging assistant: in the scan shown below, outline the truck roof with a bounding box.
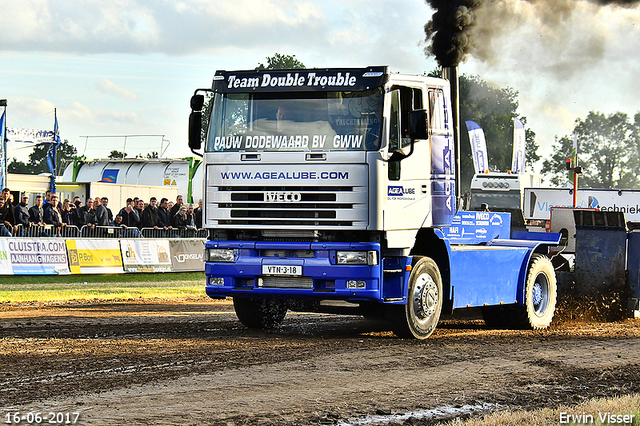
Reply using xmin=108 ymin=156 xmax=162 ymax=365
xmin=210 ymin=66 xmax=449 ymax=94
xmin=212 ymin=66 xmax=390 ymax=93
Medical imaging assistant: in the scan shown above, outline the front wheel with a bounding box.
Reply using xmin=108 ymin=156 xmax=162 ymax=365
xmin=510 ymin=254 xmax=557 ymax=329
xmin=233 ymin=298 xmax=288 ymax=329
xmin=387 ymin=257 xmax=443 ymax=339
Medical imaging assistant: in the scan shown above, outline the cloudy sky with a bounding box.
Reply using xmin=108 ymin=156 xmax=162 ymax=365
xmin=1 ymin=0 xmax=639 ymax=174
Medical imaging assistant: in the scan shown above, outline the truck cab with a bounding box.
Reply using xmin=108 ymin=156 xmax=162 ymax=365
xmin=191 ymin=66 xmax=455 ymax=247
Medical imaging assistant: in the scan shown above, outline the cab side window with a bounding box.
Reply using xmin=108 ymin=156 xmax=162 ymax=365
xmin=428 ymin=88 xmax=445 ymax=133
xmin=388 ymin=86 xmax=424 ymax=181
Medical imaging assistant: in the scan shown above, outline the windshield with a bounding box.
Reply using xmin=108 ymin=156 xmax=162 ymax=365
xmin=205 ymin=89 xmax=383 ymax=152
xmin=469 ymin=190 xmax=522 ymax=210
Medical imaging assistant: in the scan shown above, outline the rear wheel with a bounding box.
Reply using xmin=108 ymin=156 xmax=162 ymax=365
xmin=510 ymin=254 xmax=557 ymax=329
xmin=233 ymin=298 xmax=288 ymax=329
xmin=388 ymin=257 xmax=443 ymax=339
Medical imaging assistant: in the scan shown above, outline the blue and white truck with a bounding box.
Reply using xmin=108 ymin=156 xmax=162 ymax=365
xmin=188 ymin=66 xmax=560 ymax=339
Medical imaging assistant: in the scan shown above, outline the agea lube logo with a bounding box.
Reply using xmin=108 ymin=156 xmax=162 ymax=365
xmin=388 ymin=186 xmax=416 ymax=200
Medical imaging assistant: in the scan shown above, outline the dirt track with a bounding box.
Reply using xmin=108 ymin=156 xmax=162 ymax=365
xmin=1 ymin=298 xmax=639 ymax=425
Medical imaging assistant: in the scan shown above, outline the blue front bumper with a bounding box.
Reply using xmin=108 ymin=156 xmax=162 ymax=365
xmin=204 ymin=240 xmax=384 ymax=302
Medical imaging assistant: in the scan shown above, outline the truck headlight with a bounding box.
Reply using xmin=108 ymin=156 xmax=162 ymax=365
xmin=336 ymin=250 xmax=378 ymax=266
xmin=209 ymin=277 xmax=225 ymax=286
xmin=205 ymin=248 xmax=235 ymax=262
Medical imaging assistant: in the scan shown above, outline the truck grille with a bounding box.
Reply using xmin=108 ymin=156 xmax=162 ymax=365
xmin=260 ymin=277 xmax=314 ymax=289
xmin=210 ymin=185 xmax=368 ymax=228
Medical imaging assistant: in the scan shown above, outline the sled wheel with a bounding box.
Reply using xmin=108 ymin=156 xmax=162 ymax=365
xmin=511 ymin=254 xmax=557 ymax=330
xmin=388 ymin=257 xmax=443 ymax=339
xmin=233 ymin=297 xmax=288 ymax=329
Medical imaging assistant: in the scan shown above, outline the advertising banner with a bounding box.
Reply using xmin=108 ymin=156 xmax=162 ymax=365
xmin=465 ymin=120 xmax=488 ymax=174
xmin=169 ymin=239 xmax=205 ymax=272
xmin=511 ymin=118 xmax=526 ymax=174
xmin=66 ymin=239 xmax=124 ymax=274
xmin=9 ymin=239 xmax=70 ymax=275
xmin=0 ymin=239 xmax=14 ymax=275
xmin=121 ymin=239 xmax=172 ymax=273
xmin=524 ymin=188 xmax=640 ymax=221
xmin=5 ymin=128 xmax=55 ymax=144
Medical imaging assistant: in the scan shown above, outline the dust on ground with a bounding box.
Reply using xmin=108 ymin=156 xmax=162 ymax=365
xmin=1 ymin=298 xmax=639 ymax=425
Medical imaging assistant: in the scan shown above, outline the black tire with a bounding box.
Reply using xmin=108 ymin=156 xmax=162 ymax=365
xmin=233 ymin=297 xmax=288 ymax=329
xmin=387 ymin=257 xmax=443 ymax=339
xmin=509 ymin=254 xmax=557 ymax=330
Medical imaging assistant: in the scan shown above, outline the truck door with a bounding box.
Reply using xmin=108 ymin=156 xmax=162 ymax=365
xmin=384 ymin=85 xmax=433 ymax=233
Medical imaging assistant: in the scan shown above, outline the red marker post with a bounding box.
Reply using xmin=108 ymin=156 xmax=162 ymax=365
xmin=565 ymin=158 xmax=583 ymax=208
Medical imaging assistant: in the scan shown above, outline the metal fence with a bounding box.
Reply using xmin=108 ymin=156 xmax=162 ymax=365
xmin=12 ymin=224 xmax=208 ymax=239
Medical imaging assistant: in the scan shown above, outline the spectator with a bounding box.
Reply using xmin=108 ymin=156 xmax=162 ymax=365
xmin=171 ymin=205 xmax=190 ymax=229
xmin=186 ymin=204 xmax=197 ymax=230
xmin=0 ymin=199 xmax=11 ymax=236
xmin=61 ymin=198 xmax=78 ymax=226
xmin=44 ymin=194 xmax=63 ymax=228
xmin=44 ymin=191 xmax=63 ymax=216
xmin=29 ymin=195 xmax=46 ymax=226
xmin=114 ymin=213 xmax=141 ymax=238
xmin=140 ymin=197 xmax=165 ymax=229
xmin=73 ymin=196 xmax=82 ymax=209
xmin=168 ymin=201 xmax=174 ymax=211
xmin=134 ymin=199 xmax=144 ymax=219
xmin=0 ymin=188 xmax=15 ymax=231
xmin=93 ymin=196 xmax=101 ymax=214
xmin=43 ymin=190 xmax=52 ymax=208
xmin=169 ymin=194 xmax=184 ymax=219
xmin=194 ymin=199 xmax=203 ymax=229
xmin=96 ymin=196 xmax=112 ymax=226
xmin=15 ymin=195 xmax=31 ymax=231
xmin=102 ymin=197 xmax=113 ymax=224
xmin=120 ymin=203 xmax=140 ymax=228
xmin=92 ymin=197 xmax=100 ymax=215
xmin=76 ymin=198 xmax=97 ymax=229
xmin=118 ymin=198 xmax=134 ymax=216
xmin=158 ymin=197 xmax=172 ymax=229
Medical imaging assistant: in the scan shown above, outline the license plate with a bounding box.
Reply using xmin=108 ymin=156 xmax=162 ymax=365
xmin=262 ymin=264 xmax=302 ymax=276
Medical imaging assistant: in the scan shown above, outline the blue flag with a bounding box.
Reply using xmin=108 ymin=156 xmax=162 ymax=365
xmin=0 ymin=112 xmax=6 ymax=189
xmin=47 ymin=111 xmax=61 ymax=192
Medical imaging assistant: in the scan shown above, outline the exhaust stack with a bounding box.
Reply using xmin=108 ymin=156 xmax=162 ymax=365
xmin=442 ymin=66 xmax=461 ymax=208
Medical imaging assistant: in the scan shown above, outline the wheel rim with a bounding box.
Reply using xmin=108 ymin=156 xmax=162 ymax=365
xmin=532 ymin=273 xmax=549 ymax=316
xmin=412 ymin=273 xmax=439 ymax=324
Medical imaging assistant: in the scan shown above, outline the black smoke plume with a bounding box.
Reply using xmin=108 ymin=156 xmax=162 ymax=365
xmin=424 ymin=1 xmax=482 ymax=67
xmin=424 ymin=0 xmax=640 ymax=67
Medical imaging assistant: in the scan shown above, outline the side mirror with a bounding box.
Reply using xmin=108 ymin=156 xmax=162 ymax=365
xmin=387 ymin=151 xmax=407 ymax=163
xmin=191 ymin=94 xmax=205 ymax=111
xmin=408 ymin=109 xmax=428 ymax=140
xmin=188 ymin=111 xmax=202 ymax=150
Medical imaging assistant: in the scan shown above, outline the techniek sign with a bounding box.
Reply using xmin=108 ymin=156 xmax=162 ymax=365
xmin=524 ymin=188 xmax=640 ymax=221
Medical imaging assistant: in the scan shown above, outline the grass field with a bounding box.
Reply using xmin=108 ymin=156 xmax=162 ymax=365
xmin=447 ymin=394 xmax=640 ymax=426
xmin=0 ymin=272 xmax=207 ymax=304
